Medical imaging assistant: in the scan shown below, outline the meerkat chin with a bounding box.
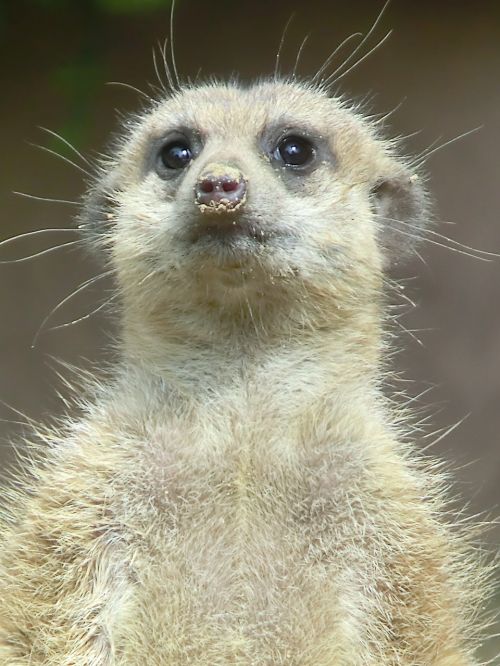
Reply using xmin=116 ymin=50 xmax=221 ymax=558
xmin=0 ymin=77 xmax=489 ymax=665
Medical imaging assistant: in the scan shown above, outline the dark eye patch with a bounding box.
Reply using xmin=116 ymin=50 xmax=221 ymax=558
xmin=263 ymin=124 xmax=334 ymax=177
xmin=152 ymin=129 xmax=202 ymax=179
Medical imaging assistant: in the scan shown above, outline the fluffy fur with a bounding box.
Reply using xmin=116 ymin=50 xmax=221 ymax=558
xmin=0 ymin=80 xmax=487 ymax=664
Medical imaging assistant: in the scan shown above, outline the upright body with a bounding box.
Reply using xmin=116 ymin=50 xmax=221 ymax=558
xmin=0 ymin=81 xmax=484 ymax=664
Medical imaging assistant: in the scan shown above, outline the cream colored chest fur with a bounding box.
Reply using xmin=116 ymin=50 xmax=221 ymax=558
xmin=111 ymin=412 xmax=370 ymax=664
xmin=85 ymin=385 xmax=449 ymax=666
xmin=0 ymin=370 xmax=478 ymax=665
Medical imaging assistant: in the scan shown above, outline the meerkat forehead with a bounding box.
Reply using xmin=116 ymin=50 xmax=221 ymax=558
xmin=147 ymin=82 xmax=345 ymax=135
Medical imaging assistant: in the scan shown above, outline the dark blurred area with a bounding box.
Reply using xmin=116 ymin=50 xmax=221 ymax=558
xmin=1 ymin=0 xmax=499 ymax=657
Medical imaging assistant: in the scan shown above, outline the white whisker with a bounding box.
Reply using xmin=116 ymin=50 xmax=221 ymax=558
xmin=292 ymin=33 xmax=310 ymax=79
xmin=38 ymin=127 xmax=93 ymax=168
xmin=381 ymin=214 xmax=500 ymax=259
xmin=325 ymin=30 xmax=393 ymax=86
xmin=410 ymin=127 xmax=483 ymax=166
xmin=371 ymin=97 xmax=407 ymax=124
xmin=274 ymin=13 xmax=295 ymax=79
xmin=27 ymin=142 xmax=92 ymax=177
xmin=169 ymin=0 xmax=180 ymax=89
xmin=106 ymin=80 xmax=153 ymax=101
xmin=0 ymin=399 xmax=38 ymax=427
xmin=48 ymin=292 xmax=118 ymax=333
xmin=311 ymin=32 xmax=362 ymax=85
xmin=0 ymin=240 xmax=82 ymax=264
xmin=152 ymin=45 xmax=168 ymax=93
xmin=31 ymin=269 xmax=116 ymax=349
xmin=160 ymin=37 xmax=176 ymax=91
xmin=388 ymin=223 xmax=493 ymax=262
xmin=0 ymin=227 xmax=79 ymax=249
xmin=13 ymin=191 xmax=79 ymax=206
xmin=324 ymin=0 xmax=391 ymax=83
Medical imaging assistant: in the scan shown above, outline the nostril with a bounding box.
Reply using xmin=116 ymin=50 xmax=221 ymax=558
xmin=222 ymin=179 xmax=239 ymax=193
xmin=199 ymin=179 xmax=215 ymax=194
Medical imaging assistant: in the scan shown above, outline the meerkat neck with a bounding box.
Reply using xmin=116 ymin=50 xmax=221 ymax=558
xmin=118 ymin=293 xmax=384 ymax=402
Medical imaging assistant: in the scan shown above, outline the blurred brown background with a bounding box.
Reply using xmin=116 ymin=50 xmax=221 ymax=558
xmin=1 ymin=0 xmax=499 ymax=658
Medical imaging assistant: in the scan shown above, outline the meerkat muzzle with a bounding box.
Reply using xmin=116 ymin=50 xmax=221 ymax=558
xmin=195 ymin=163 xmax=247 ymax=214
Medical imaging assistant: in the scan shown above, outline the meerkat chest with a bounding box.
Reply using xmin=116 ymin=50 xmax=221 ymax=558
xmin=115 ymin=408 xmax=376 ymax=663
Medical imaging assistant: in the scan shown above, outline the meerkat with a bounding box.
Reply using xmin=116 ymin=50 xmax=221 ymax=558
xmin=0 ymin=70 xmax=490 ymax=664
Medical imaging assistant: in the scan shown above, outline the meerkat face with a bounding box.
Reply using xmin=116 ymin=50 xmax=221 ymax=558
xmin=83 ymin=81 xmax=427 ymax=311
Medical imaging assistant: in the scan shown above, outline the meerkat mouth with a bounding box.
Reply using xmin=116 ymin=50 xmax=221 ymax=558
xmin=188 ymin=213 xmax=271 ymax=246
xmin=181 ymin=214 xmax=274 ymax=278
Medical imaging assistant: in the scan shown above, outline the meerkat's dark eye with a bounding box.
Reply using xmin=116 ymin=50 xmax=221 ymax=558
xmin=159 ymin=139 xmax=193 ymax=170
xmin=275 ymin=135 xmax=315 ymax=167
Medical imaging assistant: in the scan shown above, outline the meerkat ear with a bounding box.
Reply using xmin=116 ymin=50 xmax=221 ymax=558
xmin=370 ymin=171 xmax=430 ymax=268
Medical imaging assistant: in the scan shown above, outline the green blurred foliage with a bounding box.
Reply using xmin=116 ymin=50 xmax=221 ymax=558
xmin=15 ymin=0 xmax=176 ymax=151
xmin=51 ymin=59 xmax=104 ymax=157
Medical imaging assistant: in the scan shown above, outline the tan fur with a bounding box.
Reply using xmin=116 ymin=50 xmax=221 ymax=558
xmin=0 ymin=80 xmax=487 ymax=664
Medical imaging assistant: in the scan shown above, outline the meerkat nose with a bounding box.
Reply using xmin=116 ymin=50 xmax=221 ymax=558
xmin=195 ymin=163 xmax=247 ymax=213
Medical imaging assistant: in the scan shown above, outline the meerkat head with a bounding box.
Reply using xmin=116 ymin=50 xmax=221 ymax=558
xmin=81 ymin=80 xmax=428 ymax=340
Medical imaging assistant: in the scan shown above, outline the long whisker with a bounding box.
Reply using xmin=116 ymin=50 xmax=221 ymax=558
xmin=0 ymin=227 xmax=79 ymax=249
xmin=326 ymin=30 xmax=392 ymax=86
xmin=410 ymin=127 xmax=483 ymax=167
xmin=0 ymin=400 xmax=39 ymax=433
xmin=37 ymin=127 xmax=93 ymax=168
xmin=412 ymin=248 xmax=429 ymax=270
xmin=169 ymin=0 xmax=180 ymax=89
xmin=371 ymin=97 xmax=407 ymax=124
xmin=27 ymin=142 xmax=92 ymax=177
xmin=13 ymin=191 xmax=80 ymax=206
xmin=0 ymin=239 xmax=82 ymax=264
xmin=416 ymin=225 xmax=499 ymax=258
xmin=410 ymin=136 xmax=442 ymax=163
xmin=381 ymin=214 xmax=500 ymax=259
xmin=31 ymin=269 xmax=116 ymax=349
xmin=0 ymin=418 xmax=32 ymax=429
xmin=324 ymin=0 xmax=391 ymax=83
xmin=160 ymin=37 xmax=176 ymax=91
xmin=292 ymin=33 xmax=310 ymax=79
xmin=274 ymin=12 xmax=295 ymax=79
xmin=384 ymin=222 xmax=493 ymax=262
xmin=152 ymin=45 xmax=168 ymax=93
xmin=105 ymin=80 xmax=154 ymax=102
xmin=393 ymin=129 xmax=423 ymax=143
xmin=311 ymin=32 xmax=362 ymax=85
xmin=47 ymin=292 xmax=118 ymax=334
